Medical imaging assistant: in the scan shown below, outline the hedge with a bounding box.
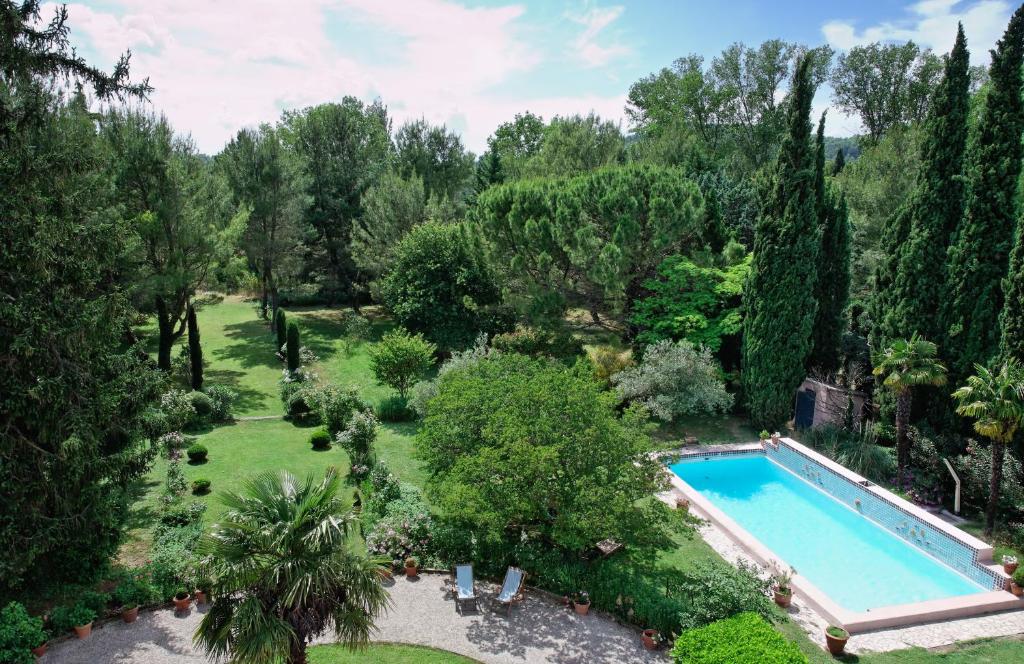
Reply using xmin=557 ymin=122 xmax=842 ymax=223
xmin=670 ymin=613 xmax=806 ymax=664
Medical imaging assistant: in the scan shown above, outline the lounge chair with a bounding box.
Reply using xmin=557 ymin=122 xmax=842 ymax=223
xmin=494 ymin=566 xmax=526 ymax=617
xmin=450 ymin=563 xmax=477 ymax=613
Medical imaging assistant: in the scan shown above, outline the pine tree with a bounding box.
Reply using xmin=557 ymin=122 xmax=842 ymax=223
xmin=1002 ymin=216 xmax=1024 ymax=362
xmin=888 ymin=25 xmax=970 ymax=347
xmin=187 ymin=302 xmax=203 ymax=391
xmin=742 ymin=57 xmax=819 ymax=429
xmin=945 ymin=7 xmax=1024 ymax=380
xmin=286 ymin=320 xmax=301 ymax=373
xmin=831 ymin=148 xmax=845 ymax=176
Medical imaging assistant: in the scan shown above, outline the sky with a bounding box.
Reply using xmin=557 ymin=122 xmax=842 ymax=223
xmin=55 ymin=0 xmax=1017 ymax=155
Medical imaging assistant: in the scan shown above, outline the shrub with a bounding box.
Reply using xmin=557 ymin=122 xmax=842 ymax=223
xmin=157 ymin=431 xmax=188 ymax=459
xmin=1013 ymin=567 xmax=1024 ymax=587
xmin=165 ymin=459 xmax=188 ymax=498
xmin=368 ymin=328 xmax=437 ymax=398
xmin=191 ymin=478 xmax=211 ymax=494
xmin=670 ymin=612 xmax=807 ymax=664
xmin=342 ymin=314 xmax=372 ymax=354
xmin=158 ymin=501 xmax=206 ymax=529
xmin=674 ymin=561 xmax=774 ymax=630
xmin=113 ymin=575 xmax=157 ymax=609
xmin=491 ymin=325 xmax=584 ymax=363
xmin=0 ymin=602 xmax=47 ymax=664
xmin=587 ymin=345 xmax=633 ymax=386
xmin=612 ymin=339 xmax=732 ymax=421
xmin=160 ymin=389 xmax=197 ymax=431
xmin=310 ymin=429 xmax=332 ymax=450
xmin=365 ymin=484 xmax=433 ymax=562
xmin=50 ymin=603 xmax=95 ymax=632
xmin=286 ymin=320 xmax=301 ymax=372
xmin=275 ymin=308 xmax=288 ymax=353
xmin=186 ymin=444 xmax=208 ymax=463
xmin=376 ymin=395 xmax=416 ymax=422
xmin=203 ymin=385 xmax=237 ymax=422
xmin=78 ymin=590 xmax=110 ymax=616
xmin=802 ymin=425 xmax=895 ymax=485
xmin=281 ymin=374 xmax=319 ymax=419
xmin=335 ymin=410 xmax=378 ymax=468
xmin=310 ymin=383 xmax=368 ymax=435
xmin=141 ymin=407 xmax=171 ymax=439
xmin=189 ymin=391 xmax=214 ymax=419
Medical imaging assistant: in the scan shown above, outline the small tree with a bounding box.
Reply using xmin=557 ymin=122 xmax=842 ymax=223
xmin=275 ymin=308 xmax=288 ymax=354
xmin=872 ymin=335 xmax=947 ymax=486
xmin=612 ymin=340 xmax=732 ymax=421
xmin=368 ymin=329 xmax=436 ymax=398
xmin=336 ymin=411 xmax=378 ymax=475
xmin=952 ymin=360 xmax=1024 ymax=536
xmin=286 ymin=320 xmax=301 ymax=373
xmin=187 ymin=302 xmax=203 ymax=391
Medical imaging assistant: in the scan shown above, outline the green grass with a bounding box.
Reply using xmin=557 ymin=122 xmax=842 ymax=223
xmin=308 ymin=643 xmax=480 ymax=664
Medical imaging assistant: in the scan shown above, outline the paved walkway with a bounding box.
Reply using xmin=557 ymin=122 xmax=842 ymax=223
xmin=43 ymin=573 xmax=667 ymax=664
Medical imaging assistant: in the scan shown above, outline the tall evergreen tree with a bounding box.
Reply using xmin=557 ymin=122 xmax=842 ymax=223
xmin=742 ymin=57 xmax=820 ymax=429
xmin=945 ymin=7 xmax=1024 ymax=380
xmin=1002 ymin=214 xmax=1024 ymax=362
xmin=810 ymin=188 xmax=851 ymax=374
xmin=888 ymin=25 xmax=970 ymax=346
xmin=868 ymin=204 xmax=911 ymax=350
xmin=187 ymin=302 xmax=203 ymax=391
xmin=831 ymin=148 xmax=845 ymax=176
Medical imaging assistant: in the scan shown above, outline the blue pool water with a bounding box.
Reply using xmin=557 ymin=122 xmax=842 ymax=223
xmin=668 ymin=454 xmax=984 ymax=612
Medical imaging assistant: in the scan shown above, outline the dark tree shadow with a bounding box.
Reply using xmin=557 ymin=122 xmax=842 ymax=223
xmin=202 ymin=368 xmax=268 ymax=414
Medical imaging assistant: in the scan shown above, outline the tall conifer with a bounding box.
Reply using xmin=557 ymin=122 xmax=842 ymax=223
xmin=1001 ymin=216 xmax=1024 ymax=362
xmin=945 ymin=7 xmax=1024 ymax=379
xmin=742 ymin=58 xmax=819 ymax=429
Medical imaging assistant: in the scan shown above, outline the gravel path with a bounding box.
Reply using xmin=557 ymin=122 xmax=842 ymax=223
xmin=43 ymin=573 xmax=668 ymax=664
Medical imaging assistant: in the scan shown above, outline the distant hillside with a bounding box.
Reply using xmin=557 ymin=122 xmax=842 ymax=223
xmin=825 ymin=136 xmax=861 ymax=161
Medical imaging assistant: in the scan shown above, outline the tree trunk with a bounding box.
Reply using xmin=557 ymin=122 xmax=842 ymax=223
xmin=286 ymin=638 xmax=307 ymax=664
xmin=156 ymin=297 xmax=174 ymax=372
xmin=260 ymin=273 xmax=269 ymax=320
xmin=187 ymin=302 xmax=203 ymax=391
xmin=985 ymin=440 xmax=1006 ymax=537
xmin=894 ymin=389 xmax=912 ymax=489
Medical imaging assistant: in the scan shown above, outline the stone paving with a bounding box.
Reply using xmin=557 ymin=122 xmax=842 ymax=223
xmin=43 ymin=573 xmax=667 ymax=664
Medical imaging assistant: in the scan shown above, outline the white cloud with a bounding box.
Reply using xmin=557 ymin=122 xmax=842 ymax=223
xmin=565 ymin=4 xmax=630 ymax=68
xmin=52 ymin=0 xmax=625 ymax=154
xmin=822 ymin=0 xmax=1012 ymax=64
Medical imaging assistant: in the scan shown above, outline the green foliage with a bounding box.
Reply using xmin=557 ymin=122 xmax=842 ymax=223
xmin=193 ymin=471 xmax=389 ymax=663
xmin=51 ymin=603 xmax=96 ymax=631
xmin=368 ymin=329 xmax=437 ymax=399
xmin=310 ymin=429 xmax=332 ymax=451
xmin=376 ymin=396 xmax=416 ymax=423
xmin=1002 ymin=205 xmax=1024 ymax=362
xmin=741 ymin=57 xmax=820 ymax=429
xmin=393 ymin=119 xmax=474 ymax=202
xmin=801 ymin=425 xmax=895 ymax=484
xmin=352 ymin=173 xmax=427 ymax=282
xmin=364 ymin=483 xmax=433 ymax=563
xmin=146 ymin=503 xmax=204 ymax=598
xmin=310 ymin=383 xmax=369 ymax=436
xmin=671 ymin=612 xmax=807 ymax=664
xmin=192 ymin=478 xmax=212 ymax=494
xmin=113 ymin=574 xmax=158 ymax=609
xmin=165 ymin=459 xmax=189 ymax=498
xmin=286 ymin=320 xmax=301 ymax=372
xmin=161 ymin=389 xmax=198 ymax=431
xmin=380 ymin=222 xmax=510 ymax=349
xmin=189 ymin=391 xmax=214 ymax=420
xmin=335 ymin=411 xmax=378 ymax=470
xmin=485 ymin=112 xmax=545 ymax=180
xmin=945 ymin=6 xmax=1024 ymax=380
xmin=490 ymin=325 xmax=584 ymax=363
xmin=203 ymin=384 xmax=237 ymax=422
xmin=632 ymin=254 xmax=750 ymax=359
xmin=0 ymin=602 xmax=47 ymax=664
xmin=275 ymin=309 xmax=288 ymax=353
xmin=475 ymin=163 xmax=706 ymax=323
xmin=187 ymin=303 xmax=204 ymax=390
xmin=675 ymin=561 xmax=775 ymax=631
xmin=887 ymin=27 xmax=970 ymax=349
xmin=418 ymin=353 xmax=677 ymax=555
xmin=187 ymin=444 xmax=209 ymax=463
xmin=612 ymin=340 xmax=732 ymax=421
xmin=522 ymin=113 xmax=624 ymax=178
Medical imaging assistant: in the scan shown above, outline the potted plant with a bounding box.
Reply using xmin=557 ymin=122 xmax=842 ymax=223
xmin=772 ymin=567 xmax=795 ymax=608
xmin=759 ymin=429 xmax=771 ymax=444
xmin=404 ymin=557 xmax=418 ymax=578
xmin=32 ymin=635 xmax=49 ymax=658
xmin=194 ymin=577 xmax=211 ymax=605
xmin=825 ymin=625 xmax=849 ymax=655
xmin=68 ymin=604 xmax=96 ymax=639
xmin=113 ymin=577 xmax=153 ymax=623
xmin=1003 ymin=554 xmax=1019 ymax=575
xmin=1010 ymin=567 xmax=1024 ymax=597
xmin=571 ymin=590 xmax=591 ymax=615
xmin=641 ymin=628 xmax=664 ymax=651
xmin=0 ymin=601 xmax=48 ymax=658
xmin=771 ymin=431 xmax=781 ymax=447
xmin=173 ymin=589 xmax=191 ymax=612
xmin=675 ymin=496 xmax=690 ymax=512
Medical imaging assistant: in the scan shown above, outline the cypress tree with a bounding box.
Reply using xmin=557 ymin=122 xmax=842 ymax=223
xmin=1002 ymin=216 xmax=1024 ymax=362
xmin=187 ymin=302 xmax=203 ymax=391
xmin=888 ymin=25 xmax=970 ymax=346
xmin=286 ymin=320 xmax=301 ymax=373
xmin=742 ymin=57 xmax=819 ymax=429
xmin=831 ymin=148 xmax=845 ymax=176
xmin=810 ymin=187 xmax=851 ymax=374
xmin=945 ymin=7 xmax=1024 ymax=380
xmin=868 ymin=204 xmax=911 ymax=350
xmin=275 ymin=308 xmax=288 ymax=353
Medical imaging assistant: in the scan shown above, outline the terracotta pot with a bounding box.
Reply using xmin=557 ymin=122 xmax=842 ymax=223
xmin=73 ymin=622 xmax=93 ymax=639
xmin=825 ymin=629 xmax=849 ymax=656
xmin=121 ymin=605 xmax=140 ymax=623
xmin=773 ymin=588 xmax=792 ymax=608
xmin=194 ymin=590 xmax=207 ymax=605
xmin=573 ymin=601 xmax=590 ymax=616
xmin=641 ymin=629 xmax=659 ymax=651
xmin=173 ymin=593 xmax=191 ymax=611
xmin=560 ymin=595 xmax=570 ymax=606
xmin=1010 ymin=582 xmax=1023 ymax=597
xmin=31 ymin=643 xmax=47 ymax=657
xmin=405 ymin=565 xmax=417 ymax=578
xmin=675 ymin=498 xmax=690 ymax=513
xmin=1004 ymin=562 xmax=1019 ymax=575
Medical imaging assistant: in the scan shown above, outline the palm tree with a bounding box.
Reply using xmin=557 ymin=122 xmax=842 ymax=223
xmin=952 ymin=359 xmax=1024 ymax=536
xmin=194 ymin=470 xmax=390 ymax=664
xmin=872 ymin=335 xmax=948 ymax=487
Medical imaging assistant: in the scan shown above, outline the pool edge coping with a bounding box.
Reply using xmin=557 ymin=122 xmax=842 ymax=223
xmin=664 ymin=438 xmax=1023 ymax=633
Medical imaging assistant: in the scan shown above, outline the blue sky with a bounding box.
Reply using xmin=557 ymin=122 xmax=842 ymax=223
xmin=60 ymin=1 xmax=1015 ymax=153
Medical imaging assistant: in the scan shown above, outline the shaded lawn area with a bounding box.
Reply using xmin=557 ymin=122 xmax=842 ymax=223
xmin=309 ymin=643 xmax=480 ymax=664
xmin=652 ymin=413 xmax=760 ymax=448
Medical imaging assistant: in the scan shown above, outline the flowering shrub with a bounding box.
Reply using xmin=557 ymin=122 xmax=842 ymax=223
xmin=160 ymin=389 xmax=196 ymax=431
xmin=365 ymin=483 xmax=433 ymax=562
xmin=203 ymin=385 xmax=237 ymax=421
xmin=157 ymin=431 xmax=188 ymax=459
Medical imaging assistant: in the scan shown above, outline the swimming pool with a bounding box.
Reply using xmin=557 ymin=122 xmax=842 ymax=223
xmin=668 ymin=454 xmax=983 ymax=611
xmin=664 ymin=439 xmax=1019 ymax=631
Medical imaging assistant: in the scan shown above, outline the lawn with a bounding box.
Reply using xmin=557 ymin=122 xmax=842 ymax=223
xmin=308 ymin=643 xmax=480 ymax=663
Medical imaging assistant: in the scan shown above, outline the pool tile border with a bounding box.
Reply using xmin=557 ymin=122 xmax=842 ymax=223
xmin=665 ymin=438 xmax=1023 ymax=632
